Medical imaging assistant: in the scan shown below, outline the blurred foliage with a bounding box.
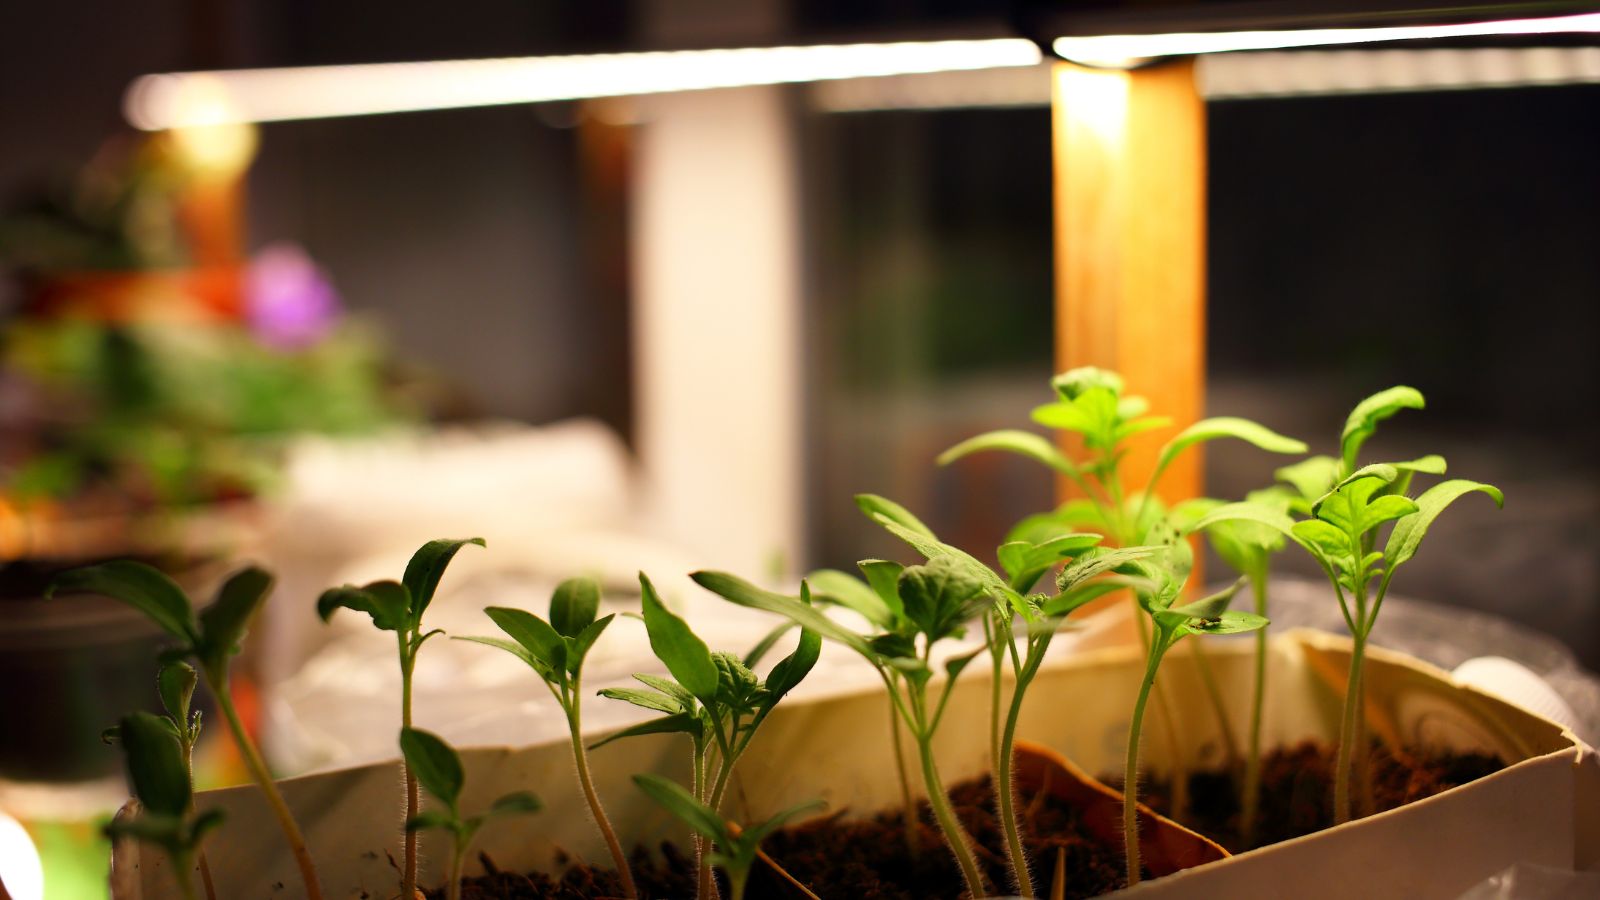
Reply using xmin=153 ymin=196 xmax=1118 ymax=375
xmin=1 ymin=318 xmax=403 ymax=507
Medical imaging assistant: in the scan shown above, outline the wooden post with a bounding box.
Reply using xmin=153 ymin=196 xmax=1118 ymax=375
xmin=1052 ymin=58 xmax=1207 ymax=508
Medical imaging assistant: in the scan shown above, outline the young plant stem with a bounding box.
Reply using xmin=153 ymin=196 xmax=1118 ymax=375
xmin=1150 ymin=674 xmax=1188 ymax=820
xmin=564 ymin=677 xmax=637 ymax=900
xmin=917 ymin=734 xmax=986 ymax=899
xmin=1240 ymin=574 xmax=1268 ymax=847
xmin=447 ymin=837 xmax=467 ymax=900
xmin=177 ymin=729 xmax=217 ymax=900
xmin=206 ymin=673 xmax=323 ymax=900
xmin=400 ymin=644 xmax=419 ymax=900
xmin=172 ymin=850 xmax=200 ymax=900
xmin=726 ymin=867 xmax=749 ymax=900
xmin=692 ymin=740 xmax=715 ymax=900
xmin=1123 ymin=635 xmax=1166 ymax=888
xmin=904 ymin=681 xmax=986 ymax=900
xmin=996 ymin=638 xmax=1048 ymax=898
xmin=885 ymin=685 xmax=919 ymax=857
xmin=1189 ymin=639 xmax=1239 ymax=769
xmin=1333 ymin=630 xmax=1368 ymax=825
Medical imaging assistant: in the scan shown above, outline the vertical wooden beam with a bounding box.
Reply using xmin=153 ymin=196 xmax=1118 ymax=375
xmin=1053 ymin=59 xmax=1207 ymax=507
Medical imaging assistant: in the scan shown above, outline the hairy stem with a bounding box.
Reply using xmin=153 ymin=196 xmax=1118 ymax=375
xmin=1333 ymin=630 xmax=1367 ymax=825
xmin=692 ymin=741 xmax=714 ymax=900
xmin=916 ymin=733 xmax=987 ymax=899
xmin=997 ymin=643 xmax=1045 ymax=898
xmin=207 ymin=673 xmax=323 ymax=900
xmin=566 ymin=682 xmax=637 ymax=899
xmin=401 ymin=644 xmax=419 ymax=900
xmin=178 ymin=731 xmax=217 ymax=900
xmin=1240 ymin=574 xmax=1268 ymax=847
xmin=1124 ymin=638 xmax=1164 ymax=888
xmin=726 ymin=866 xmax=748 ymax=900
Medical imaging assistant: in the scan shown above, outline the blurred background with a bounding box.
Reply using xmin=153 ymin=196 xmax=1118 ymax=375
xmin=0 ymin=1 xmax=1596 ymax=897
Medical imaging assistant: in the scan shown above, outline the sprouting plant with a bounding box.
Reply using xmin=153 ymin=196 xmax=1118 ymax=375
xmin=1195 ymin=386 xmax=1503 ymax=827
xmin=591 ymin=573 xmax=819 ymax=900
xmin=835 ymin=493 xmax=1147 ymax=898
xmin=1118 ymin=526 xmax=1267 ymax=887
xmin=1184 ymin=487 xmax=1293 ymax=847
xmin=940 ymin=368 xmax=1305 ymax=827
xmin=51 ymin=563 xmax=323 ymax=900
xmin=103 ymin=711 xmax=225 ymax=900
xmin=454 ymin=577 xmax=635 ymax=898
xmin=400 ymin=727 xmax=541 ymax=900
xmin=316 ymin=537 xmax=483 ymax=900
xmin=120 ymin=661 xmax=217 ymax=899
xmin=633 ymin=773 xmax=823 ymax=900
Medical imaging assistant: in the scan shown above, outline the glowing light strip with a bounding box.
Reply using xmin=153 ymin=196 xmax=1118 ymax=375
xmin=125 ymin=39 xmax=1043 ymax=130
xmin=1053 ymin=11 xmax=1600 ymax=68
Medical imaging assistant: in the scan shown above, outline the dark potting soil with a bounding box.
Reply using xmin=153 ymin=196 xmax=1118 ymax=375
xmin=1130 ymin=740 xmax=1505 ymax=853
xmin=434 ymin=774 xmax=1131 ymax=899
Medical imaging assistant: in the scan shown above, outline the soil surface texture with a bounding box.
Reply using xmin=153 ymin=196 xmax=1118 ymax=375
xmin=432 ymin=773 xmax=1131 ymax=899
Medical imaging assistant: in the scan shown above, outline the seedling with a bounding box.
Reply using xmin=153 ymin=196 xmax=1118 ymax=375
xmin=697 ymin=521 xmax=1033 ymax=900
xmin=1186 ymin=487 xmax=1294 ymax=846
xmin=1195 ymin=386 xmax=1503 ymax=826
xmin=1118 ymin=526 xmax=1266 ymax=887
xmin=841 ymin=493 xmax=1145 ymax=897
xmin=454 ymin=577 xmax=634 ymax=897
xmin=592 ymin=573 xmax=819 ymax=900
xmin=400 ymin=727 xmax=541 ymax=900
xmin=633 ymin=773 xmax=823 ymax=900
xmin=103 ymin=711 xmax=224 ymax=900
xmin=316 ymin=536 xmax=483 ymax=899
xmin=50 ymin=563 xmax=323 ymax=899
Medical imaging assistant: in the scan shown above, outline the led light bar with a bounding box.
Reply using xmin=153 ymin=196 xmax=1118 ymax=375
xmin=125 ymin=39 xmax=1043 ymax=130
xmin=1053 ymin=11 xmax=1600 ymax=68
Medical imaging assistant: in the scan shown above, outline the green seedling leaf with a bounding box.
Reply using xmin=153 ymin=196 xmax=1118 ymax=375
xmin=1006 ymin=500 xmax=1112 ymax=545
xmin=937 ymin=429 xmax=1078 ymax=475
xmin=1166 ymin=578 xmax=1246 ymax=621
xmin=551 ymin=577 xmax=601 ymax=639
xmin=117 ymin=712 xmax=190 ymax=817
xmin=316 ymin=580 xmax=410 ymax=632
xmin=691 ymin=571 xmax=874 ymax=657
xmin=634 ymin=773 xmax=729 ymax=843
xmin=1150 ymin=417 xmax=1307 ymax=492
xmin=49 ymin=561 xmax=197 ymax=644
xmin=567 ymin=614 xmax=616 ymax=675
xmin=713 ymin=652 xmax=763 ymax=710
xmin=1055 ymin=546 xmax=1159 ymax=593
xmin=404 ymin=810 xmax=458 ymax=834
xmin=869 ymin=515 xmax=1017 ymax=607
xmin=858 ymin=560 xmax=907 ymax=620
xmin=485 ymin=607 xmax=567 ymax=675
xmin=1393 ymin=455 xmax=1447 ymax=475
xmin=487 ymin=791 xmax=542 ymax=817
xmin=156 ymin=661 xmax=198 ymax=726
xmin=639 ymin=573 xmax=719 ymax=703
xmin=399 ymin=727 xmax=464 ymax=810
xmin=1313 ymin=477 xmax=1417 ymax=535
xmin=1276 ymin=455 xmax=1340 ymax=506
xmin=1040 ymin=579 xmax=1127 ymax=618
xmin=740 ymin=798 xmax=829 ymax=847
xmin=401 ymin=537 xmax=485 ymax=620
xmin=1385 ymin=479 xmax=1504 ymax=570
xmin=1290 ymin=519 xmax=1349 ymax=557
xmin=1180 ymin=609 xmax=1269 ymax=637
xmin=454 ymin=634 xmax=542 ymax=672
xmin=997 ymin=533 xmax=1102 ymax=592
xmin=764 ymin=614 xmax=821 ymax=702
xmin=898 ymin=556 xmax=989 ymax=642
xmin=198 ymin=567 xmax=274 ymax=672
xmin=944 ymin=646 xmax=984 ymax=681
xmin=1341 ymin=386 xmax=1424 ymax=473
xmin=588 ymin=712 xmax=703 ymax=751
xmin=805 ymin=569 xmax=893 ymax=628
xmin=1052 ymin=366 xmax=1124 ymax=400
xmin=598 ymin=687 xmax=684 ymax=715
xmin=634 ymin=673 xmax=696 ymax=707
xmin=854 ymin=493 xmax=936 ymax=539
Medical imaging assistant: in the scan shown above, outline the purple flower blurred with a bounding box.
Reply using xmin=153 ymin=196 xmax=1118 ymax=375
xmin=245 ymin=243 xmax=341 ymax=349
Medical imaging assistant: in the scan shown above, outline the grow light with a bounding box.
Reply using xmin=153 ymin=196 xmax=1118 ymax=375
xmin=1052 ymin=11 xmax=1600 ymax=69
xmin=124 ymin=38 xmax=1043 ymax=130
xmin=0 ymin=811 xmax=43 ymax=900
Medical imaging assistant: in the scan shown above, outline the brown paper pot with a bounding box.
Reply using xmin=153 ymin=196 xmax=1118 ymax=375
xmin=111 ymin=628 xmax=1598 ymax=899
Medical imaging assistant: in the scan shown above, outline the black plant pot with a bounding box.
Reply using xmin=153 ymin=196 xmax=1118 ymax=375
xmin=0 ymin=557 xmax=215 ymax=784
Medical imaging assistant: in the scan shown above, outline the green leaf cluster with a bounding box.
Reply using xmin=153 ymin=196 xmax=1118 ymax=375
xmin=317 ymin=537 xmax=485 ymax=660
xmin=103 ymin=711 xmax=224 ymax=868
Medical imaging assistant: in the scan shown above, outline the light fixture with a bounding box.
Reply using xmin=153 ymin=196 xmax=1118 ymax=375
xmin=1052 ymin=10 xmax=1600 ymax=69
xmin=124 ymin=39 xmax=1043 ymax=131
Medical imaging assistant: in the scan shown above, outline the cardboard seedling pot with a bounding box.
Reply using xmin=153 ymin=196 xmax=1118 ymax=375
xmin=112 ymin=628 xmax=1597 ymax=899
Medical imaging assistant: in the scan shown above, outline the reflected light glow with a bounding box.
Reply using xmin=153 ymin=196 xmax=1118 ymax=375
xmin=125 ymin=39 xmax=1043 ymax=130
xmin=0 ymin=811 xmax=44 ymax=900
xmin=1053 ymin=11 xmax=1600 ymax=68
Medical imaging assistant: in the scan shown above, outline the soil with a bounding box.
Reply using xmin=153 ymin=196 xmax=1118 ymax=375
xmin=1131 ymin=740 xmax=1505 ymax=852
xmin=435 ymin=774 xmax=1131 ymax=899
